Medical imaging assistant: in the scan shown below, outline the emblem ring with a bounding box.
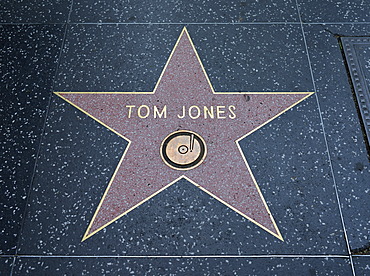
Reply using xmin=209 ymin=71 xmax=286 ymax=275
xmin=160 ymin=130 xmax=207 ymax=170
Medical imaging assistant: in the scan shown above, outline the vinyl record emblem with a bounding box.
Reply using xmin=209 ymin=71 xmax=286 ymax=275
xmin=161 ymin=130 xmax=207 ymax=170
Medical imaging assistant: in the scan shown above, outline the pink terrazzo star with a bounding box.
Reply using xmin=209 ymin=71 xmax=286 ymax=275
xmin=56 ymin=27 xmax=312 ymax=241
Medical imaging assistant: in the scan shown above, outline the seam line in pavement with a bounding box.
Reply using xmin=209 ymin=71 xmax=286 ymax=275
xmin=3 ymin=22 xmax=370 ymax=26
xmin=9 ymin=1 xmax=75 ymax=275
xmin=1 ymin=255 xmax=352 ymax=258
xmin=295 ymin=0 xmax=356 ymax=275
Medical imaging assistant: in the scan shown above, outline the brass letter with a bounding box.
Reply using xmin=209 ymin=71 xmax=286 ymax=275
xmin=138 ymin=105 xmax=150 ymax=119
xmin=126 ymin=105 xmax=135 ymax=118
xmin=217 ymin=106 xmax=226 ymax=119
xmin=204 ymin=106 xmax=214 ymax=119
xmin=154 ymin=105 xmax=167 ymax=118
xmin=177 ymin=106 xmax=186 ymax=119
xmin=228 ymin=105 xmax=236 ymax=119
xmin=189 ymin=105 xmax=201 ymax=119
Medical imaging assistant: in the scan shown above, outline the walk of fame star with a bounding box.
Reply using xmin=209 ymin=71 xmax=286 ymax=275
xmin=55 ymin=27 xmax=313 ymax=241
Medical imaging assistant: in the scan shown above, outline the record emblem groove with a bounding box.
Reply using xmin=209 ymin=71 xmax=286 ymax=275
xmin=160 ymin=130 xmax=207 ymax=170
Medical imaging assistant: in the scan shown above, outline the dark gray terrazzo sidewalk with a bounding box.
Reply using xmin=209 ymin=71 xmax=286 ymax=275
xmin=1 ymin=1 xmax=369 ymax=275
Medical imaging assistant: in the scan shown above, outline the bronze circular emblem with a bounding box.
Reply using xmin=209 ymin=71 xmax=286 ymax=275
xmin=160 ymin=130 xmax=207 ymax=170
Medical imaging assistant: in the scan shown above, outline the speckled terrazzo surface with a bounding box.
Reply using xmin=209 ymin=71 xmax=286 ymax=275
xmin=1 ymin=1 xmax=370 ymax=276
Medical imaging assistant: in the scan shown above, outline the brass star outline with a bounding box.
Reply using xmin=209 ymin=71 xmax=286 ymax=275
xmin=55 ymin=27 xmax=313 ymax=242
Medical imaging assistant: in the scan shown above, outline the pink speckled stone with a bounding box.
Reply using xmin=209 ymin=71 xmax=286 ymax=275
xmin=59 ymin=29 xmax=311 ymax=240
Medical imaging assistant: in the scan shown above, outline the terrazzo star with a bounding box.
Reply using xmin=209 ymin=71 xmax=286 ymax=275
xmin=55 ymin=27 xmax=313 ymax=241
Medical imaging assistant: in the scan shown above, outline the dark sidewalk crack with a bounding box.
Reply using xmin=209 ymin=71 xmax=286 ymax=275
xmin=352 ymin=242 xmax=370 ymax=255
